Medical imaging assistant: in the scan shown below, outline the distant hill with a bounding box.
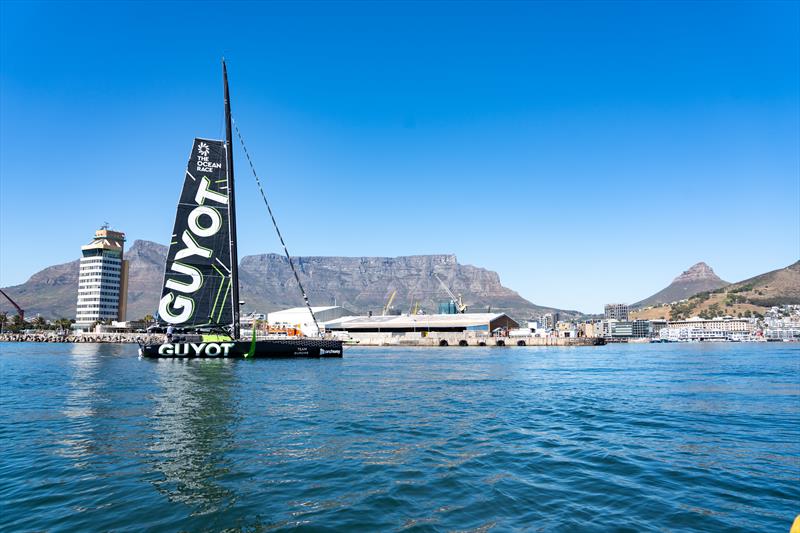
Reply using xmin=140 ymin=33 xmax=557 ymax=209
xmin=633 ymin=262 xmax=729 ymax=308
xmin=123 ymin=240 xmax=170 ymax=319
xmin=632 ymin=260 xmax=800 ymax=321
xmin=723 ymin=260 xmax=800 ymax=307
xmin=0 ymin=259 xmax=80 ymax=320
xmin=1 ymin=240 xmax=580 ymax=322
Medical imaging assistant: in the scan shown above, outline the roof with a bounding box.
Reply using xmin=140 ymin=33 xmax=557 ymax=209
xmin=322 ymin=312 xmax=516 ymax=329
xmin=269 ymin=306 xmax=341 ymax=314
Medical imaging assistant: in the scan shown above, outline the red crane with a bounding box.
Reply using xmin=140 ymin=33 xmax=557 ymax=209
xmin=0 ymin=289 xmax=24 ymax=322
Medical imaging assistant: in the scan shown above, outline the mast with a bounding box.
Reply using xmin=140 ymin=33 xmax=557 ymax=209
xmin=223 ymin=58 xmax=241 ymax=339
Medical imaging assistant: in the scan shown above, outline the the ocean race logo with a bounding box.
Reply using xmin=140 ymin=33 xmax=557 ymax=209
xmin=196 ymin=141 xmax=222 ymax=173
xmin=158 ymin=140 xmax=228 ymax=324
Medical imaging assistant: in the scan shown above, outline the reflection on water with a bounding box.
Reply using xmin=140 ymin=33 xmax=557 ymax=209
xmin=0 ymin=343 xmax=798 ymax=532
xmin=147 ymin=358 xmax=239 ymax=514
xmin=56 ymin=344 xmax=125 ymax=466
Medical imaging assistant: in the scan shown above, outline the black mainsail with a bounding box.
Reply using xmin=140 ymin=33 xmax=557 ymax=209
xmin=157 ymin=138 xmax=234 ymax=329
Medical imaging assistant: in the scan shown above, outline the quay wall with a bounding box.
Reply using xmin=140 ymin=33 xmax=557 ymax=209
xmin=343 ymin=332 xmax=604 ymax=347
xmin=1 ymin=332 xmax=605 ymax=347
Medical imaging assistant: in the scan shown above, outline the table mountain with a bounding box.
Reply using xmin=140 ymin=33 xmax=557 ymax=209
xmin=633 ymin=262 xmax=729 ymax=308
xmin=1 ymin=240 xmax=578 ymax=322
xmin=238 ymin=253 xmax=577 ymax=319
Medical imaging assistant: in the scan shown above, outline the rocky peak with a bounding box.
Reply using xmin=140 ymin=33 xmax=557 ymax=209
xmin=673 ymin=262 xmax=722 ymax=284
xmin=127 ymin=239 xmax=168 ymax=261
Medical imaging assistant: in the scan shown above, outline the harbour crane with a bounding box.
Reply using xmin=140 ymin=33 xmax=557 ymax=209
xmin=382 ymin=290 xmax=397 ymax=316
xmin=0 ymin=289 xmax=24 ymax=322
xmin=407 ymin=290 xmax=422 ymax=315
xmin=434 ymin=274 xmax=467 ymax=313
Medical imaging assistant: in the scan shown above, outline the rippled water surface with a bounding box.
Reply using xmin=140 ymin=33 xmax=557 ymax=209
xmin=1 ymin=343 xmax=798 ymax=532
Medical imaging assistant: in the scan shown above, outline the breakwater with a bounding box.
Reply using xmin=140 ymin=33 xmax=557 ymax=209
xmin=0 ymin=333 xmax=153 ymax=344
xmin=1 ymin=332 xmax=603 ymax=347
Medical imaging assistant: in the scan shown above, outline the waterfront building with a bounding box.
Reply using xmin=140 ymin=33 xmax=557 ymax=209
xmin=556 ymin=321 xmax=578 ymax=338
xmin=600 ymin=319 xmax=616 ymax=337
xmin=667 ymin=316 xmax=754 ymax=333
xmin=610 ymin=321 xmax=633 ymax=337
xmin=659 ymin=316 xmax=758 ymax=341
xmin=540 ymin=313 xmax=559 ymax=331
xmin=604 ymin=303 xmax=629 ymax=321
xmin=581 ymin=321 xmax=603 ymax=338
xmin=763 ymin=327 xmax=800 ymax=341
xmin=650 ymin=319 xmax=668 ymax=337
xmin=526 ymin=321 xmax=548 ymax=337
xmin=631 ymin=319 xmax=652 ymax=338
xmin=323 ymin=313 xmax=518 ymax=334
xmin=75 ymin=227 xmax=129 ymax=327
xmin=659 ymin=327 xmax=729 ymax=342
xmin=602 ymin=319 xmax=658 ymax=339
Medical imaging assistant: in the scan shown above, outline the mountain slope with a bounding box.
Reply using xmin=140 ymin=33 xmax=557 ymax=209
xmin=1 ymin=240 xmax=578 ymax=321
xmin=124 ymin=240 xmax=169 ymax=319
xmin=723 ymin=260 xmax=800 ymax=307
xmin=0 ymin=259 xmax=80 ymax=319
xmin=631 ymin=260 xmax=800 ymax=320
xmin=633 ymin=262 xmax=729 ymax=308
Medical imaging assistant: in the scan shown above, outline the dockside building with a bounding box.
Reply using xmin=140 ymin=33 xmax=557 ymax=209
xmin=75 ymin=228 xmax=129 ymax=326
xmin=323 ymin=312 xmax=519 ymax=334
xmin=604 ymin=303 xmax=629 ymax=321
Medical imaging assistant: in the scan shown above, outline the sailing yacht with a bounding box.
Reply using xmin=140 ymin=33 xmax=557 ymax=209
xmin=139 ymin=61 xmax=343 ymax=358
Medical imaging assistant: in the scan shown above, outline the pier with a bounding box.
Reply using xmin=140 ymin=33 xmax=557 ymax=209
xmin=0 ymin=332 xmax=604 ymax=347
xmin=340 ymin=332 xmax=605 ymax=347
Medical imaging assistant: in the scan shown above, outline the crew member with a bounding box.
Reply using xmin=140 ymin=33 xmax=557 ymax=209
xmin=166 ymin=324 xmax=174 ymax=343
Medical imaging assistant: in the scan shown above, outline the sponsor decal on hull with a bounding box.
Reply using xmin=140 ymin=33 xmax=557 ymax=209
xmin=158 ymin=342 xmax=236 ymax=357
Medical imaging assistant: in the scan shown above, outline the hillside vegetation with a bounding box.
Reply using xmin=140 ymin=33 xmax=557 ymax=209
xmin=632 ymin=260 xmax=800 ymax=321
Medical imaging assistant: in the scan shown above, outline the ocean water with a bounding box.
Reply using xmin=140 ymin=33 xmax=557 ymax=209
xmin=0 ymin=342 xmax=797 ymax=532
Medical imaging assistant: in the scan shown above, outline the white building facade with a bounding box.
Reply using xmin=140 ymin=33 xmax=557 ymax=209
xmin=76 ymin=228 xmax=129 ymax=326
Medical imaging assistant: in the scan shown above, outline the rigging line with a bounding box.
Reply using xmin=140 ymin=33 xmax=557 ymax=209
xmin=232 ymin=118 xmax=322 ymax=336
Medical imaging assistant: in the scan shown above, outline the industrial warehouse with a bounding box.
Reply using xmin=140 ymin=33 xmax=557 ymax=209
xmin=323 ymin=313 xmax=518 ymax=333
xmin=240 ymin=306 xmax=601 ymax=347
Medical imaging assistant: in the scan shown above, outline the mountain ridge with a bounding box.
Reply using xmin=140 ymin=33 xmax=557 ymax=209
xmin=1 ymin=240 xmax=581 ymax=321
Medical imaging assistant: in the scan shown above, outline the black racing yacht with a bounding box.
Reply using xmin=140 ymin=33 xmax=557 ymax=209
xmin=139 ymin=60 xmax=342 ymax=358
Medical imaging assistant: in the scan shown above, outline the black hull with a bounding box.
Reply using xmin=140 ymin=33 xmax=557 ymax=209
xmin=139 ymin=338 xmax=343 ymax=358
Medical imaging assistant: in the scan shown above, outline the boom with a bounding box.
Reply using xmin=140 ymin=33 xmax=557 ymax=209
xmin=382 ymin=290 xmax=397 ymax=316
xmin=434 ymin=274 xmax=467 ymax=313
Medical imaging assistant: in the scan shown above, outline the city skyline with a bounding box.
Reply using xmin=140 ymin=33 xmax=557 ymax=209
xmin=1 ymin=1 xmax=798 ymax=311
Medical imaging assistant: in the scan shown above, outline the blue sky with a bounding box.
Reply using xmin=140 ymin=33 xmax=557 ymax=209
xmin=1 ymin=1 xmax=798 ymax=312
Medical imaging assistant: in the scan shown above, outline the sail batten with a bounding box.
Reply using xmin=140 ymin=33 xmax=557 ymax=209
xmin=158 ymin=138 xmax=233 ymax=329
